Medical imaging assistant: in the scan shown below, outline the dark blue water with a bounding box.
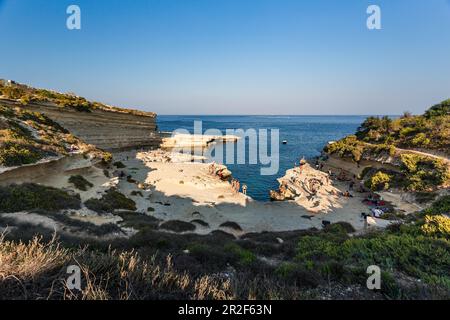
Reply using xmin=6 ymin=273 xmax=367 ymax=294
xmin=157 ymin=115 xmax=366 ymax=201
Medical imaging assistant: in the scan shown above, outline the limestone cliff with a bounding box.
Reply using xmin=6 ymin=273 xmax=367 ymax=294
xmin=0 ymin=99 xmax=161 ymax=150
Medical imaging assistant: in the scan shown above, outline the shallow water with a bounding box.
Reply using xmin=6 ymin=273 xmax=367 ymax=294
xmin=157 ymin=115 xmax=367 ymax=201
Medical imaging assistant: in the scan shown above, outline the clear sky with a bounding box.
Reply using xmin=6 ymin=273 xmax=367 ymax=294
xmin=0 ymin=0 xmax=449 ymax=115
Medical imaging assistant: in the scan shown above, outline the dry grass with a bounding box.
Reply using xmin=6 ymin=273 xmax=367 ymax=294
xmin=0 ymin=235 xmax=236 ymax=300
xmin=0 ymin=234 xmax=69 ymax=280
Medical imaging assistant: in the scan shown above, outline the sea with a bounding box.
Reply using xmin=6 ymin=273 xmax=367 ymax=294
xmin=157 ymin=115 xmax=367 ymax=201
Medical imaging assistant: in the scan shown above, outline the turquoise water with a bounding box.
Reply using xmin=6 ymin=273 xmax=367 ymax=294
xmin=157 ymin=115 xmax=367 ymax=201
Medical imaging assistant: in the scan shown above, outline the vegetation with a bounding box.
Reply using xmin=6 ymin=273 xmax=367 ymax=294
xmin=0 ymin=183 xmax=81 ymax=213
xmin=68 ymin=175 xmax=93 ymax=191
xmin=325 ymin=99 xmax=450 ymax=191
xmin=355 ymin=100 xmax=450 ymax=152
xmin=424 ymin=196 xmax=450 ymax=216
xmin=159 ymin=220 xmax=196 ymax=233
xmin=0 ymin=80 xmax=155 ymax=117
xmin=84 ymin=188 xmax=136 ymax=214
xmin=0 ymin=104 xmax=108 ymax=167
xmin=424 ymin=99 xmax=450 ymax=118
xmin=0 ymin=142 xmax=43 ymax=166
xmin=220 ymin=221 xmax=243 ymax=231
xmin=113 ymin=161 xmax=126 ymax=168
xmin=399 ymin=154 xmax=449 ymax=191
xmin=365 ymin=171 xmax=392 ymax=191
xmin=325 ymin=135 xmax=396 ymax=163
xmin=421 ymin=215 xmax=450 ymax=238
xmin=1 ymin=194 xmax=450 ymax=299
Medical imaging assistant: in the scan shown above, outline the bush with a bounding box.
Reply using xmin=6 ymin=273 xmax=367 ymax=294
xmin=400 ymin=154 xmax=449 ymax=191
xmin=424 ymin=196 xmax=450 ymax=215
xmin=0 ymin=142 xmax=43 ymax=166
xmin=68 ymin=175 xmax=93 ymax=191
xmin=325 ymin=135 xmax=364 ymax=162
xmin=113 ymin=161 xmax=126 ymax=169
xmin=340 ymin=100 xmax=450 ymax=154
xmin=0 ymin=184 xmax=81 ymax=213
xmin=425 ymin=99 xmax=450 ymax=118
xmin=294 ymin=229 xmax=450 ymax=297
xmin=365 ymin=171 xmax=392 ymax=191
xmin=421 ymin=215 xmax=450 ymax=238
xmin=84 ymin=189 xmax=136 ymax=213
xmin=224 ymin=243 xmax=257 ymax=266
xmin=117 ymin=211 xmax=161 ymax=231
xmin=411 ymin=133 xmax=430 ymax=147
xmin=159 ymin=220 xmax=196 ymax=233
xmin=219 ymin=221 xmax=242 ymax=231
xmin=101 ymin=152 xmax=113 ymax=164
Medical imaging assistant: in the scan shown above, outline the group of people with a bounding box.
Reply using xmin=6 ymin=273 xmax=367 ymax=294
xmin=231 ymin=178 xmax=247 ymax=195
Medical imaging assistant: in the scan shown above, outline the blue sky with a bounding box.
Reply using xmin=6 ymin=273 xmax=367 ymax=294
xmin=0 ymin=0 xmax=449 ymax=115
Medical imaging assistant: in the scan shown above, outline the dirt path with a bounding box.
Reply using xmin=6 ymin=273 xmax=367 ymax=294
xmin=394 ymin=147 xmax=450 ymax=164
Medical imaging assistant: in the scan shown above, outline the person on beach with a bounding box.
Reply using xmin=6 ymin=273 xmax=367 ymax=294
xmin=242 ymin=184 xmax=247 ymax=195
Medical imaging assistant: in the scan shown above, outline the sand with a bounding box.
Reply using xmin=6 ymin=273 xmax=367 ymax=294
xmin=1 ymin=147 xmax=408 ymax=238
xmin=111 ymin=149 xmax=400 ymax=235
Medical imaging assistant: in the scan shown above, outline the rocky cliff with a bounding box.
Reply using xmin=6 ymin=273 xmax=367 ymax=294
xmin=0 ymin=98 xmax=161 ymax=150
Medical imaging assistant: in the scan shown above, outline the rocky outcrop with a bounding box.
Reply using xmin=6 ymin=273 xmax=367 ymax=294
xmin=161 ymin=133 xmax=240 ymax=149
xmin=0 ymin=99 xmax=161 ymax=150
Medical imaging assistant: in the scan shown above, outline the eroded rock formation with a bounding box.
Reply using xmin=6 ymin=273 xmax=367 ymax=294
xmin=0 ymin=99 xmax=161 ymax=150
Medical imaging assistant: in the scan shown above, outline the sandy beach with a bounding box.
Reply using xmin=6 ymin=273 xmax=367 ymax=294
xmin=106 ymin=148 xmax=408 ymax=235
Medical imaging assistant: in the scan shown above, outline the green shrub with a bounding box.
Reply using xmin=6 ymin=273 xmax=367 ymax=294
xmin=0 ymin=142 xmax=43 ymax=166
xmin=421 ymin=215 xmax=450 ymax=238
xmin=159 ymin=220 xmax=196 ymax=233
xmin=101 ymin=152 xmax=113 ymax=164
xmin=294 ymin=229 xmax=450 ymax=296
xmin=400 ymin=154 xmax=449 ymax=191
xmin=0 ymin=183 xmax=81 ymax=213
xmin=365 ymin=171 xmax=392 ymax=191
xmin=113 ymin=161 xmax=126 ymax=169
xmin=347 ymin=100 xmax=450 ymax=153
xmin=84 ymin=189 xmax=136 ymax=213
xmin=424 ymin=196 xmax=450 ymax=215
xmin=411 ymin=133 xmax=430 ymax=147
xmin=359 ymin=166 xmax=373 ymax=179
xmin=224 ymin=243 xmax=257 ymax=266
xmin=68 ymin=175 xmax=93 ymax=191
xmin=424 ymin=99 xmax=450 ymax=118
xmin=325 ymin=135 xmax=364 ymax=162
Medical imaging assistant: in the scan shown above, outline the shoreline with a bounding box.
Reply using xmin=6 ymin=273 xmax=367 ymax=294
xmin=111 ymin=147 xmax=408 ymax=235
